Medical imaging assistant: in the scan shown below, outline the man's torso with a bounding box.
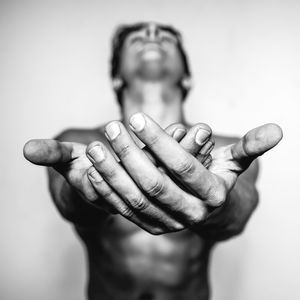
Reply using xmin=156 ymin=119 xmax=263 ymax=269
xmin=57 ymin=124 xmax=236 ymax=300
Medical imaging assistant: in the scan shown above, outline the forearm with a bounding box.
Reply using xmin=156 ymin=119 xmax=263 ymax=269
xmin=195 ymin=176 xmax=259 ymax=241
xmin=47 ymin=168 xmax=108 ymax=227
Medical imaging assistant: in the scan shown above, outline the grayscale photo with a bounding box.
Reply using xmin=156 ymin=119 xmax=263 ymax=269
xmin=0 ymin=0 xmax=299 ymax=300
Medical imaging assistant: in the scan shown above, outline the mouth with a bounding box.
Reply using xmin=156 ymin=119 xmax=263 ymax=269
xmin=138 ymin=43 xmax=165 ymax=61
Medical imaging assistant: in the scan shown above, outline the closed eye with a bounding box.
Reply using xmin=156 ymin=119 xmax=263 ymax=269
xmin=130 ymin=36 xmax=144 ymax=45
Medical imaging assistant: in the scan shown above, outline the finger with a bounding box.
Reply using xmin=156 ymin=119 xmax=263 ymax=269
xmin=230 ymin=123 xmax=283 ymax=173
xmin=164 ymin=123 xmax=187 ymax=141
xmin=197 ymin=137 xmax=215 ymax=164
xmin=87 ymin=166 xmax=175 ymax=234
xmin=87 ymin=166 xmax=129 ymax=214
xmin=143 ymin=123 xmax=212 ymax=168
xmin=129 ymin=113 xmax=217 ymax=201
xmin=88 ymin=165 xmax=164 ymax=234
xmin=142 ymin=123 xmax=187 ymax=165
xmin=23 ymin=139 xmax=74 ymax=166
xmin=179 ymin=123 xmax=212 ymax=156
xmin=86 ymin=140 xmax=185 ymax=232
xmin=201 ymin=154 xmax=212 ymax=168
xmin=104 ymin=121 xmax=208 ymax=225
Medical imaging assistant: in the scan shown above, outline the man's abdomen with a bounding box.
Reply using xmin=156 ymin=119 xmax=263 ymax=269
xmin=81 ymin=215 xmax=211 ymax=300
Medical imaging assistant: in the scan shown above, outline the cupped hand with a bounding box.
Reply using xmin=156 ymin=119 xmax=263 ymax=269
xmin=86 ymin=113 xmax=282 ymax=234
xmin=23 ymin=121 xmax=214 ymax=229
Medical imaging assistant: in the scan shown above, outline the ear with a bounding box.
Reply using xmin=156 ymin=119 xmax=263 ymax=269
xmin=181 ymin=76 xmax=193 ymax=91
xmin=112 ymin=77 xmax=124 ymax=92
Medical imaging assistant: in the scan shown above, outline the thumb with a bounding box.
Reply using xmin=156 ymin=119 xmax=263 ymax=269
xmin=23 ymin=139 xmax=73 ymax=166
xmin=231 ymin=123 xmax=283 ymax=172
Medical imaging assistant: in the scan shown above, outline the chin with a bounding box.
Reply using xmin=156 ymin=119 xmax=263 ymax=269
xmin=136 ymin=63 xmax=180 ymax=81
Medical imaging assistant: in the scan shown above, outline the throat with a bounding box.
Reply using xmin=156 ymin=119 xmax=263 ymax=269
xmin=122 ymin=81 xmax=185 ymax=129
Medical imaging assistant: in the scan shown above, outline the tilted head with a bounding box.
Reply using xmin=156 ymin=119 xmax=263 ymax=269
xmin=110 ymin=22 xmax=191 ymax=105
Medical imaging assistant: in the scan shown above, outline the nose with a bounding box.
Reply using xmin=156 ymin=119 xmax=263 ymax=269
xmin=146 ymin=23 xmax=159 ymax=41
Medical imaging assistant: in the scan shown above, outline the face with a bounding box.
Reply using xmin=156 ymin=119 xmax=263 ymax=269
xmin=119 ymin=23 xmax=186 ymax=82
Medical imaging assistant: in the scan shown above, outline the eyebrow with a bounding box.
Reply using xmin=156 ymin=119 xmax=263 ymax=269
xmin=157 ymin=26 xmax=180 ymax=38
xmin=130 ymin=25 xmax=180 ymax=42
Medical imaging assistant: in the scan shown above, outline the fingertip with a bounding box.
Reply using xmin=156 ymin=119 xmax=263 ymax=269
xmin=86 ymin=141 xmax=103 ymax=154
xmin=129 ymin=112 xmax=146 ymax=132
xmin=254 ymin=123 xmax=283 ymax=149
xmin=23 ymin=139 xmax=49 ymax=164
xmin=239 ymin=123 xmax=284 ymax=160
xmin=194 ymin=123 xmax=212 ymax=134
xmin=23 ymin=139 xmax=72 ymax=166
xmin=265 ymin=123 xmax=283 ymax=144
xmin=173 ymin=128 xmax=187 ymax=141
xmin=164 ymin=123 xmax=186 ymax=136
xmin=23 ymin=139 xmax=35 ymax=160
xmin=86 ymin=141 xmax=106 ymax=164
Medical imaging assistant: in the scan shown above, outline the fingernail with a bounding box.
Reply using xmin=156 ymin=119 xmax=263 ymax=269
xmin=195 ymin=129 xmax=210 ymax=145
xmin=105 ymin=122 xmax=121 ymax=140
xmin=129 ymin=113 xmax=146 ymax=132
xmin=173 ymin=128 xmax=186 ymax=141
xmin=88 ymin=145 xmax=105 ymax=162
xmin=88 ymin=168 xmax=102 ymax=182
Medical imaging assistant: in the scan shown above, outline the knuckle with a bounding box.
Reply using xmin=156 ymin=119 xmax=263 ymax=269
xmin=174 ymin=157 xmax=195 ymax=177
xmin=116 ymin=143 xmax=131 ymax=159
xmin=85 ymin=191 xmax=98 ymax=202
xmin=127 ymin=194 xmax=149 ymax=211
xmin=209 ymin=185 xmax=227 ymax=207
xmin=188 ymin=207 xmax=208 ymax=226
xmin=81 ymin=182 xmax=99 ymax=202
xmin=143 ymin=179 xmax=165 ymax=198
xmin=119 ymin=205 xmax=134 ymax=218
xmin=146 ymin=133 xmax=160 ymax=147
xmin=103 ymin=167 xmax=117 ymax=180
xmin=101 ymin=188 xmax=115 ymax=200
xmin=188 ymin=214 xmax=202 ymax=226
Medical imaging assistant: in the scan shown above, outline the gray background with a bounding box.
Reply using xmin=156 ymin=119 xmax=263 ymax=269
xmin=1 ymin=0 xmax=299 ymax=299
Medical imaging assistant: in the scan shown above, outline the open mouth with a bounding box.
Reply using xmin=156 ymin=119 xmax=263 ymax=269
xmin=142 ymin=50 xmax=162 ymax=60
xmin=138 ymin=43 xmax=165 ymax=61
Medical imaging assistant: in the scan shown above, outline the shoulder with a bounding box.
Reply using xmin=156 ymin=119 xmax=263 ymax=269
xmin=55 ymin=125 xmax=107 ymax=145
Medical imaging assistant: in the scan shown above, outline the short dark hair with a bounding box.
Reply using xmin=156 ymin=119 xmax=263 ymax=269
xmin=110 ymin=22 xmax=191 ymax=105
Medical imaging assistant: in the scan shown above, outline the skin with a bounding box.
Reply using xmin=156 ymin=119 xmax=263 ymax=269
xmin=23 ymin=23 xmax=283 ymax=300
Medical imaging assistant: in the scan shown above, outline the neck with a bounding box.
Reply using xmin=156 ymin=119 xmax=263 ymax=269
xmin=121 ymin=80 xmax=185 ymax=129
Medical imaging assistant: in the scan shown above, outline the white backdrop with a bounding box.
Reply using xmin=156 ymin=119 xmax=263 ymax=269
xmin=1 ymin=0 xmax=299 ymax=299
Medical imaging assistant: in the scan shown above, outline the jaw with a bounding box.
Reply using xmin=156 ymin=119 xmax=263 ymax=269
xmin=137 ymin=62 xmax=166 ymax=81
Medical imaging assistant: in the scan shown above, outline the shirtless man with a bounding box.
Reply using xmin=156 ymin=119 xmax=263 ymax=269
xmin=23 ymin=22 xmax=283 ymax=300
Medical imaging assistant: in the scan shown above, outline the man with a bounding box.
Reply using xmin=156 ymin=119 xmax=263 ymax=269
xmin=23 ymin=22 xmax=282 ymax=300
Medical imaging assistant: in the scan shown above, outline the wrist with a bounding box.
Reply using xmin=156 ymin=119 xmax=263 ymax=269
xmin=194 ymin=180 xmax=258 ymax=241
